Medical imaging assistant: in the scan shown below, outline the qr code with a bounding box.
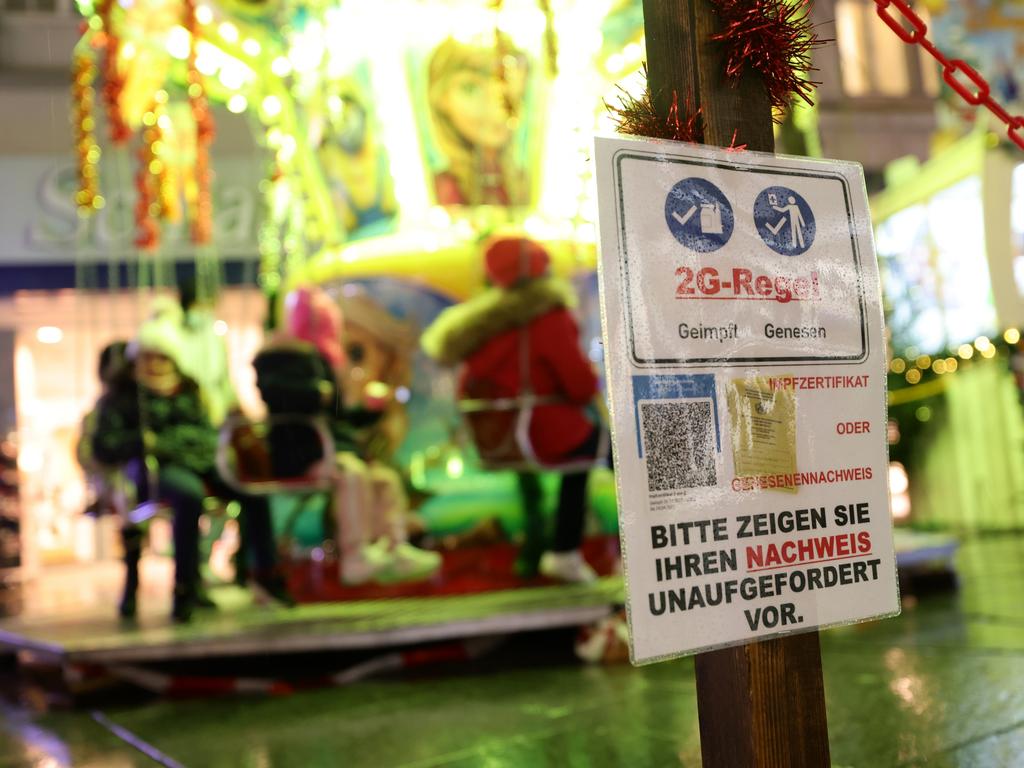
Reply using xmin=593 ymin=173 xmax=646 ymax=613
xmin=640 ymin=400 xmax=717 ymax=492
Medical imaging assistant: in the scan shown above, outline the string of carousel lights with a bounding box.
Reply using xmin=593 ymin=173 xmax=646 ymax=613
xmin=885 ymin=330 xmax=1023 ymax=427
xmin=888 ymin=328 xmax=1021 ymax=387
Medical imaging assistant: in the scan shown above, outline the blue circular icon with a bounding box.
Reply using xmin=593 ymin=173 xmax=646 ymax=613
xmin=664 ymin=178 xmax=734 ymax=253
xmin=753 ymin=186 xmax=816 ymax=256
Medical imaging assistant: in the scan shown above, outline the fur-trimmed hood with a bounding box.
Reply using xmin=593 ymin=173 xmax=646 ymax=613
xmin=421 ymin=277 xmax=578 ymax=366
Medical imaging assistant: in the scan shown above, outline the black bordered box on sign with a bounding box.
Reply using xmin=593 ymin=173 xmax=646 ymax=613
xmin=612 ymin=149 xmax=869 ymax=368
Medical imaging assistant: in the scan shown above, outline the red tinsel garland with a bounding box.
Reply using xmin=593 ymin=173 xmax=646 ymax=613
xmin=709 ymin=0 xmax=826 ymax=115
xmin=607 ymin=78 xmax=704 ymax=143
xmin=608 ymin=0 xmax=825 ymax=140
xmin=183 ymin=0 xmax=216 ymax=245
xmin=71 ymin=51 xmax=102 ymax=211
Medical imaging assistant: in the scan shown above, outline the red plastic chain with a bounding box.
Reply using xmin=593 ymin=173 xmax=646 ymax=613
xmin=872 ymin=0 xmax=1024 ymax=151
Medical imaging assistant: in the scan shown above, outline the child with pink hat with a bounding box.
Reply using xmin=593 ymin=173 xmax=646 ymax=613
xmin=255 ymin=286 xmax=440 ymax=585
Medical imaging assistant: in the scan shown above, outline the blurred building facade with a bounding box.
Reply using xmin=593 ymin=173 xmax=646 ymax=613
xmin=810 ymin=0 xmax=939 ymax=189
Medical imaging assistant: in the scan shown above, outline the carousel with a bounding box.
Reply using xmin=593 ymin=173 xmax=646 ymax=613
xmin=0 ymin=0 xmax=646 ymax=685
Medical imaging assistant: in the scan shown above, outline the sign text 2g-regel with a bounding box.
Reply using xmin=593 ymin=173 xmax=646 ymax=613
xmin=675 ymin=266 xmax=821 ymax=304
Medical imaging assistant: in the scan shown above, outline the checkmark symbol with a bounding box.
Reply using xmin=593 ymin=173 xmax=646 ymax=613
xmin=767 ymin=217 xmax=786 ymax=235
xmin=672 ymin=206 xmax=697 ymax=227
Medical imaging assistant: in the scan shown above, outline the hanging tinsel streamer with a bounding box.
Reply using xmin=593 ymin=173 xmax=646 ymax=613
xmin=134 ymin=104 xmax=163 ymax=251
xmin=153 ymin=119 xmax=174 ymax=220
xmin=183 ymin=0 xmax=215 ymax=245
xmin=708 ymin=0 xmax=827 ymax=115
xmin=490 ymin=0 xmax=515 ymax=119
xmin=71 ymin=50 xmax=103 ymax=212
xmin=536 ymin=0 xmax=558 ymax=76
xmin=95 ymin=0 xmax=130 ymax=144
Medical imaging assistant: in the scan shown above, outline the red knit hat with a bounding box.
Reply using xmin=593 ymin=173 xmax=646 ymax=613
xmin=484 ymin=237 xmax=551 ymax=288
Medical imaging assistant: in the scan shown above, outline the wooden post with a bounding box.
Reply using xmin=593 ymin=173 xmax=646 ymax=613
xmin=641 ymin=1 xmax=832 ymax=765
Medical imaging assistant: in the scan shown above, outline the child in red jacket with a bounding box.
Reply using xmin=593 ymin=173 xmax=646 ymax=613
xmin=422 ymin=236 xmax=606 ymax=582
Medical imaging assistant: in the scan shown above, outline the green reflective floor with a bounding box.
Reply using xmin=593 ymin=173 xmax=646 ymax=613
xmin=3 ymin=534 xmax=1024 ymax=767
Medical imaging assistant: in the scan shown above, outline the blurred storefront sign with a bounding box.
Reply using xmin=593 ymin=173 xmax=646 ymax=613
xmin=0 ymin=154 xmax=262 ymax=291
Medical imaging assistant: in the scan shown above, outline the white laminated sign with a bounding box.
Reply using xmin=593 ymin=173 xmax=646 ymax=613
xmin=594 ymin=136 xmax=900 ymax=664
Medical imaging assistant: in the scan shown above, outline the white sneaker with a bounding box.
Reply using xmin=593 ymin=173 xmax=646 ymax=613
xmin=374 ymin=541 xmax=442 ymax=584
xmin=539 ymin=550 xmax=597 ymax=584
xmin=340 ymin=540 xmax=394 ymax=586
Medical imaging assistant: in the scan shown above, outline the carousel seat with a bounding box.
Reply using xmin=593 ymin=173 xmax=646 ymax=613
xmin=126 ymin=498 xmax=172 ymax=525
xmin=124 ymin=460 xmax=228 ymax=525
xmin=82 ymin=466 xmax=134 ymax=519
xmin=216 ymin=413 xmax=336 ymax=496
xmin=459 ymin=394 xmax=609 ymax=473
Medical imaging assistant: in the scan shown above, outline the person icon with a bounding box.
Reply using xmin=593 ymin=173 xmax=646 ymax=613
xmin=754 ymin=186 xmax=815 ymax=256
xmin=772 ymin=196 xmax=806 ymax=249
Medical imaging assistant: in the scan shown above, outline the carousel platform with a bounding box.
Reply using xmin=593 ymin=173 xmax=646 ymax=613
xmin=0 ymin=580 xmax=622 ymax=665
xmin=0 ymin=540 xmax=624 ymax=666
xmin=892 ymin=528 xmax=960 ymax=590
xmin=0 ymin=530 xmax=956 ymax=667
xmin=893 ymin=528 xmax=959 ymax=571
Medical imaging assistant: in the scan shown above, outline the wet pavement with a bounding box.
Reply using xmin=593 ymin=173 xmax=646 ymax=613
xmin=2 ymin=534 xmax=1023 ymax=767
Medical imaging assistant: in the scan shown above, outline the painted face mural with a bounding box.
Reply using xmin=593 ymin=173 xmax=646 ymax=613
xmin=426 ymin=34 xmax=530 ymax=208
